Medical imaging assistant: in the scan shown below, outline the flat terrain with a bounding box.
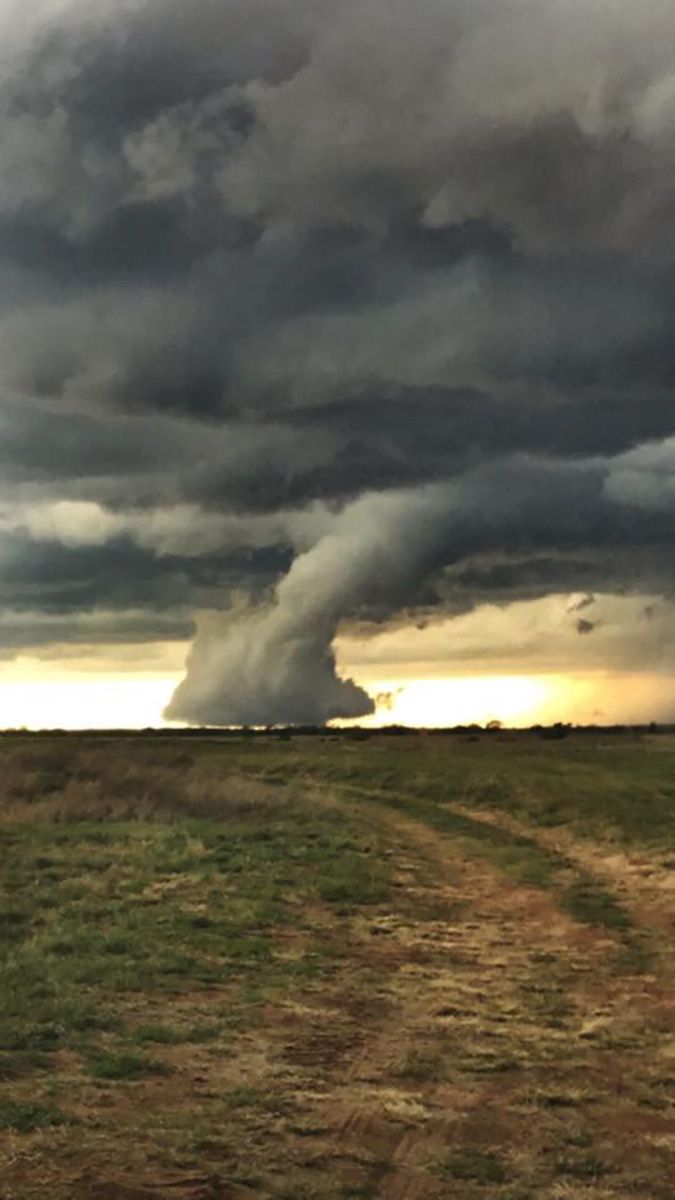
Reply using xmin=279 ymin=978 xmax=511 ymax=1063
xmin=2 ymin=732 xmax=675 ymax=1199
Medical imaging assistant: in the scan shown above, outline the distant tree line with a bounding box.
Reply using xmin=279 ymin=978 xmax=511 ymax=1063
xmin=0 ymin=721 xmax=667 ymax=740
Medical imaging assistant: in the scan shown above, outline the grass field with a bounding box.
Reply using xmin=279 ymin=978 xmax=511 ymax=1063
xmin=1 ymin=731 xmax=675 ymax=1198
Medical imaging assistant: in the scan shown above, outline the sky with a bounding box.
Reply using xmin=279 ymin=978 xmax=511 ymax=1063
xmin=3 ymin=0 xmax=675 ymax=728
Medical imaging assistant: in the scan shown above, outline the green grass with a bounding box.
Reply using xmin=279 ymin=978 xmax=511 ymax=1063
xmin=185 ymin=1021 xmax=226 ymax=1043
xmin=200 ymin=736 xmax=666 ymax=943
xmin=130 ymin=1020 xmax=226 ymax=1046
xmin=87 ymin=1052 xmax=164 ymax=1081
xmin=436 ymin=1149 xmax=508 ymax=1184
xmin=553 ymin=1152 xmax=607 ymax=1179
xmin=0 ymin=1050 xmax=53 ymax=1080
xmin=0 ymin=753 xmax=392 ymax=1097
xmin=131 ymin=1023 xmax=185 ymax=1045
xmin=397 ymin=1046 xmax=447 ymax=1083
xmin=317 ymin=852 xmax=389 ymax=905
xmin=210 ymin=733 xmax=675 ymax=849
xmin=0 ymin=1099 xmax=68 ymax=1132
xmin=224 ymin=1086 xmax=290 ymax=1115
xmin=560 ymin=877 xmax=630 ymax=930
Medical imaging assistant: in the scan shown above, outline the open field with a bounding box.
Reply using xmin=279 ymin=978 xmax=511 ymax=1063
xmin=2 ymin=732 xmax=675 ymax=1198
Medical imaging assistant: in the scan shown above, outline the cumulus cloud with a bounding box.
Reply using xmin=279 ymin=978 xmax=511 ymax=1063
xmin=2 ymin=0 xmax=675 ymax=721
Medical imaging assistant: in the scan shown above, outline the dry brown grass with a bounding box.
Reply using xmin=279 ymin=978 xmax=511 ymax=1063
xmin=0 ymin=741 xmax=282 ymax=823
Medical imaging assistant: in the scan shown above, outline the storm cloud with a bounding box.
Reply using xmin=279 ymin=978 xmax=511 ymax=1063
xmin=4 ymin=0 xmax=675 ymax=722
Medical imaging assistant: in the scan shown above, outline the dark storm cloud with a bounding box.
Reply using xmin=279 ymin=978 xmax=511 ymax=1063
xmin=4 ymin=0 xmax=675 ymax=721
xmin=0 ymin=532 xmax=289 ymax=617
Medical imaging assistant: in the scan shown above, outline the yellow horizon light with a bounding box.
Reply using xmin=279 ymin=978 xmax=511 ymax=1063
xmin=0 ymin=663 xmax=669 ymax=731
xmin=338 ymin=675 xmax=557 ymax=729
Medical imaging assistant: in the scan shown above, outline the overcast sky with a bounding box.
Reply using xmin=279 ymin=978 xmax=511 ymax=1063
xmin=4 ymin=0 xmax=675 ymax=725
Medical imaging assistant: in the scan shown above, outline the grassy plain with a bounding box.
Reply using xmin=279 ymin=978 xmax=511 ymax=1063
xmin=1 ymin=731 xmax=675 ymax=1198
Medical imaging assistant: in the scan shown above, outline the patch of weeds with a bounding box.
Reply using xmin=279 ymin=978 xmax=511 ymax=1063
xmin=553 ymin=1152 xmax=607 ymax=1179
xmin=397 ymin=1046 xmax=447 ymax=1083
xmin=559 ymin=877 xmax=630 ymax=931
xmin=611 ymin=936 xmax=655 ymax=975
xmin=649 ymin=1074 xmax=675 ymax=1094
xmin=339 ymin=1188 xmax=380 ymax=1199
xmin=70 ymin=1010 xmax=122 ymax=1035
xmin=0 ymin=1099 xmax=68 ymax=1132
xmin=0 ymin=1023 xmax=63 ymax=1052
xmin=534 ymin=1087 xmax=586 ymax=1109
xmin=639 ymin=1090 xmax=668 ymax=1110
xmin=229 ymin=1173 xmax=266 ymax=1191
xmin=317 ymin=853 xmax=388 ymax=905
xmin=0 ymin=909 xmax=29 ymax=944
xmin=496 ymin=845 xmax=559 ymax=887
xmin=286 ymin=1122 xmax=334 ymax=1138
xmin=464 ymin=773 xmax=518 ymax=809
xmin=225 ymin=1086 xmax=290 ymax=1115
xmin=436 ymin=1149 xmax=508 ymax=1184
xmin=550 ymin=1132 xmax=607 ymax=1180
xmin=275 ymin=1186 xmax=326 ymax=1200
xmin=0 ymin=1050 xmax=53 ymax=1080
xmin=104 ymin=937 xmax=135 ymax=956
xmin=87 ymin=1052 xmax=166 ymax=1081
xmin=132 ymin=1024 xmax=184 ymax=1045
xmin=520 ymin=980 xmax=573 ymax=1026
xmin=557 ymin=1129 xmax=594 ymax=1149
xmin=185 ymin=1022 xmax=224 ymax=1043
xmin=466 ymin=1054 xmax=522 ymax=1076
